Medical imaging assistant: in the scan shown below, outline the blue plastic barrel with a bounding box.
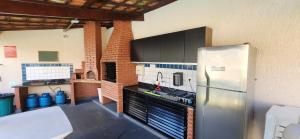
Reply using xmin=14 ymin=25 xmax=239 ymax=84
xmin=26 ymin=94 xmax=38 ymax=109
xmin=39 ymin=93 xmax=52 ymax=107
xmin=0 ymin=93 xmax=14 ymax=116
xmin=55 ymin=91 xmax=66 ymax=105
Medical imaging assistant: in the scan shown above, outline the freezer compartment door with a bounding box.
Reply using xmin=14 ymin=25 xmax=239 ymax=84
xmin=195 ymin=86 xmax=246 ymax=139
xmin=197 ymin=44 xmax=250 ymax=92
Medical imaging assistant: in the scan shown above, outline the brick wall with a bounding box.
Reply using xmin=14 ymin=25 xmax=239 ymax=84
xmin=84 ymin=21 xmax=102 ymax=80
xmin=100 ymin=20 xmax=138 ymax=113
xmin=101 ymin=20 xmax=132 ymax=62
xmin=187 ymin=107 xmax=195 ymax=139
xmin=73 ymin=82 xmax=101 ymax=99
xmin=101 ymin=80 xmax=119 ymax=101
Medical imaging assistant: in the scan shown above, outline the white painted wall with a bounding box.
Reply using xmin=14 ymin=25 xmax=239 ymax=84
xmin=101 ymin=27 xmax=114 ymax=52
xmin=132 ymin=0 xmax=300 ymax=138
xmin=0 ymin=29 xmax=85 ymax=95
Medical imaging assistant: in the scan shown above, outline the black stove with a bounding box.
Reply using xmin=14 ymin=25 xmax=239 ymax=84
xmin=137 ymin=82 xmax=196 ymax=107
xmin=157 ymin=90 xmax=196 ymax=106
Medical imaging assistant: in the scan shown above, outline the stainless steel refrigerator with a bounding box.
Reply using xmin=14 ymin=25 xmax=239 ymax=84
xmin=195 ymin=43 xmax=256 ymax=139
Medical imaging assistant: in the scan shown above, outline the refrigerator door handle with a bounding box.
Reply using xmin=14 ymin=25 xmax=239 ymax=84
xmin=204 ymin=69 xmax=210 ymax=105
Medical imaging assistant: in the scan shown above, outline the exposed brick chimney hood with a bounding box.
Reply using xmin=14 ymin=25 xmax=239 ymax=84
xmin=101 ymin=20 xmax=131 ymax=62
xmin=101 ymin=20 xmax=136 ymax=84
xmin=100 ymin=20 xmax=137 ymax=113
xmin=83 ymin=21 xmax=102 ymax=80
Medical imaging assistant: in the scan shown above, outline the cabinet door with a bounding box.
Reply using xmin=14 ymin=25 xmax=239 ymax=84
xmin=142 ymin=37 xmax=161 ymax=62
xmin=160 ymin=32 xmax=185 ymax=62
xmin=147 ymin=97 xmax=187 ymax=139
xmin=184 ymin=27 xmax=206 ymax=63
xmin=131 ymin=40 xmax=144 ymax=62
xmin=124 ymin=89 xmax=147 ymax=123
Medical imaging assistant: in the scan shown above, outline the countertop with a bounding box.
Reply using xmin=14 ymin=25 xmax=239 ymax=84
xmin=12 ymin=80 xmax=102 ymax=88
xmin=124 ymin=83 xmax=195 ymax=108
xmin=12 ymin=82 xmax=71 ymax=88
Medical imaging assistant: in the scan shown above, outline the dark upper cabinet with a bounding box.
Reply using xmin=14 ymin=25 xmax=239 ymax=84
xmin=184 ymin=27 xmax=211 ymax=63
xmin=131 ymin=27 xmax=212 ymax=63
xmin=131 ymin=36 xmax=161 ymax=62
xmin=143 ymin=37 xmax=161 ymax=62
xmin=131 ymin=39 xmax=144 ymax=61
xmin=160 ymin=32 xmax=185 ymax=62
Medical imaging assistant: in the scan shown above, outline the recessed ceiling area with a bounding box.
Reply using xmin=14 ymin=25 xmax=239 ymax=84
xmin=0 ymin=15 xmax=114 ymax=31
xmin=0 ymin=15 xmax=82 ymax=31
xmin=29 ymin=0 xmax=169 ymax=14
xmin=0 ymin=0 xmax=176 ymax=31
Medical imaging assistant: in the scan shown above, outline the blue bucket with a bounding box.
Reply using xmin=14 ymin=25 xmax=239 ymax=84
xmin=55 ymin=91 xmax=66 ymax=105
xmin=0 ymin=93 xmax=15 ymax=116
xmin=39 ymin=93 xmax=52 ymax=107
xmin=26 ymin=94 xmax=38 ymax=109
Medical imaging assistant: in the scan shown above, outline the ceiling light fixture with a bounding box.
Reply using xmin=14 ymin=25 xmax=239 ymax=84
xmin=64 ymin=19 xmax=80 ymax=32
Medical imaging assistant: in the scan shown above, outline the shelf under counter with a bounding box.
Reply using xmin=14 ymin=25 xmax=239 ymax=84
xmin=13 ymin=83 xmax=73 ymax=112
xmin=71 ymin=80 xmax=101 ymax=105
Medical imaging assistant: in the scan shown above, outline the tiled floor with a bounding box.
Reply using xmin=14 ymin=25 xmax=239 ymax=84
xmin=61 ymin=100 xmax=163 ymax=139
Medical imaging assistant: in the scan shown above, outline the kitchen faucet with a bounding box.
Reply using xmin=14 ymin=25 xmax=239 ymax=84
xmin=156 ymin=72 xmax=163 ymax=91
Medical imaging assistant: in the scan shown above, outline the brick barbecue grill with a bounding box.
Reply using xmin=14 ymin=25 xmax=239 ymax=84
xmin=100 ymin=20 xmax=137 ymax=112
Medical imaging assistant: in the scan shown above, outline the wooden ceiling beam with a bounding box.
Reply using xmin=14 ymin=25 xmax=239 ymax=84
xmin=0 ymin=22 xmax=76 ymax=28
xmin=13 ymin=0 xmax=77 ymax=8
xmin=0 ymin=26 xmax=82 ymax=31
xmin=0 ymin=0 xmax=144 ymax=21
xmin=0 ymin=23 xmax=83 ymax=28
xmin=65 ymin=0 xmax=72 ymax=5
xmin=0 ymin=19 xmax=85 ymax=25
xmin=0 ymin=13 xmax=71 ymax=20
xmin=109 ymin=1 xmax=142 ymax=12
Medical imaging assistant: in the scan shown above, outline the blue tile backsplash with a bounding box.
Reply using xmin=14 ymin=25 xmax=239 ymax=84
xmin=139 ymin=63 xmax=197 ymax=92
xmin=149 ymin=63 xmax=197 ymax=70
xmin=21 ymin=63 xmax=73 ymax=82
xmin=144 ymin=64 xmax=151 ymax=67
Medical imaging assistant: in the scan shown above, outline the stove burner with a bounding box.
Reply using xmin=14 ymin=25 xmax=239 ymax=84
xmin=160 ymin=90 xmax=195 ymax=106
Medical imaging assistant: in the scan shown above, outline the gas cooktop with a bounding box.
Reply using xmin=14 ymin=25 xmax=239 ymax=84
xmin=138 ymin=87 xmax=196 ymax=106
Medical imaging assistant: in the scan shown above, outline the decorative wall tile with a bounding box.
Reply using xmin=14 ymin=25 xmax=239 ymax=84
xmin=21 ymin=63 xmax=73 ymax=82
xmin=137 ymin=63 xmax=197 ymax=92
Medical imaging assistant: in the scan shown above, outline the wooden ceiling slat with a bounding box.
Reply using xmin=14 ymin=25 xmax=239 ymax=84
xmin=82 ymin=0 xmax=97 ymax=8
xmin=142 ymin=0 xmax=175 ymax=13
xmin=0 ymin=17 xmax=112 ymax=30
xmin=0 ymin=0 xmax=176 ymax=31
xmin=104 ymin=1 xmax=141 ymax=11
xmin=13 ymin=0 xmax=80 ymax=8
xmin=0 ymin=0 xmax=144 ymax=21
xmin=0 ymin=14 xmax=90 ymax=31
xmin=65 ymin=0 xmax=72 ymax=5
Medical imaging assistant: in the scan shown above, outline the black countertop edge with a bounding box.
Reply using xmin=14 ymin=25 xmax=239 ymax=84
xmin=124 ymin=83 xmax=195 ymax=109
xmin=12 ymin=83 xmax=71 ymax=88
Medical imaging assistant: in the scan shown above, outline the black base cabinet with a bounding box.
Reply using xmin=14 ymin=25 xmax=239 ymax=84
xmin=148 ymin=98 xmax=187 ymax=139
xmin=124 ymin=90 xmax=147 ymax=123
xmin=124 ymin=89 xmax=187 ymax=139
